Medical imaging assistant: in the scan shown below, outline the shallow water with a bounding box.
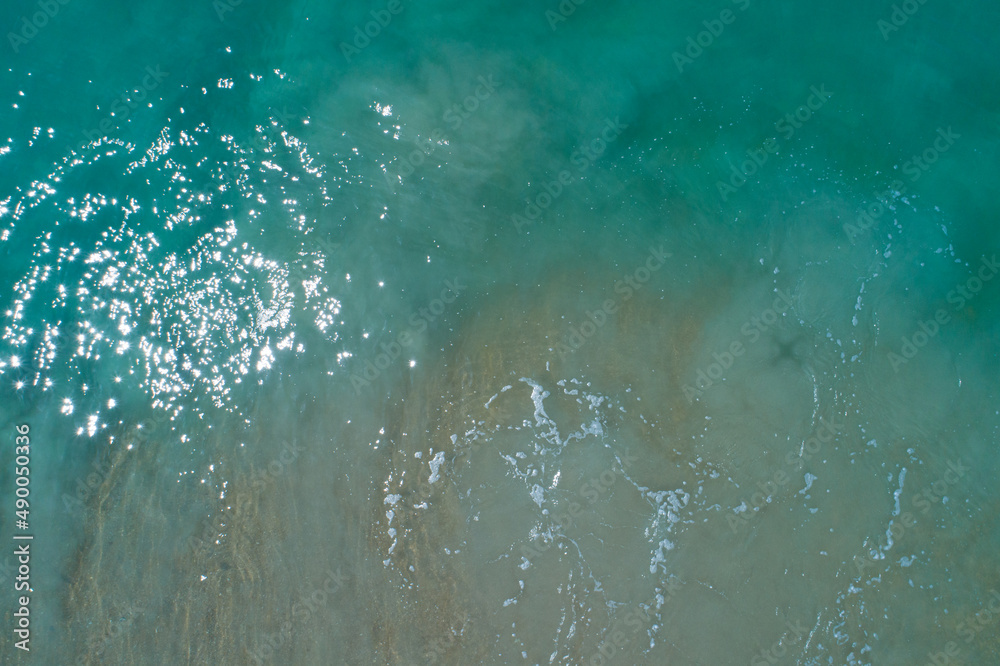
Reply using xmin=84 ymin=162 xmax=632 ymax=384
xmin=1 ymin=0 xmax=999 ymax=664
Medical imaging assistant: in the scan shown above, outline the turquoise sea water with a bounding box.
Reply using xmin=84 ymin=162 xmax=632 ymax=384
xmin=1 ymin=0 xmax=999 ymax=663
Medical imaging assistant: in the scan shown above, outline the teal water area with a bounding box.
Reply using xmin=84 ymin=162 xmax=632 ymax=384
xmin=1 ymin=0 xmax=999 ymax=663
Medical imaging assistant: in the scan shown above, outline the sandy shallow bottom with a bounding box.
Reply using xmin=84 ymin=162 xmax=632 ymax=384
xmin=55 ymin=231 xmax=1000 ymax=664
xmin=0 ymin=1 xmax=997 ymax=662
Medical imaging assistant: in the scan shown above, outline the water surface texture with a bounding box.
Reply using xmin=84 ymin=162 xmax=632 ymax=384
xmin=1 ymin=0 xmax=999 ymax=664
